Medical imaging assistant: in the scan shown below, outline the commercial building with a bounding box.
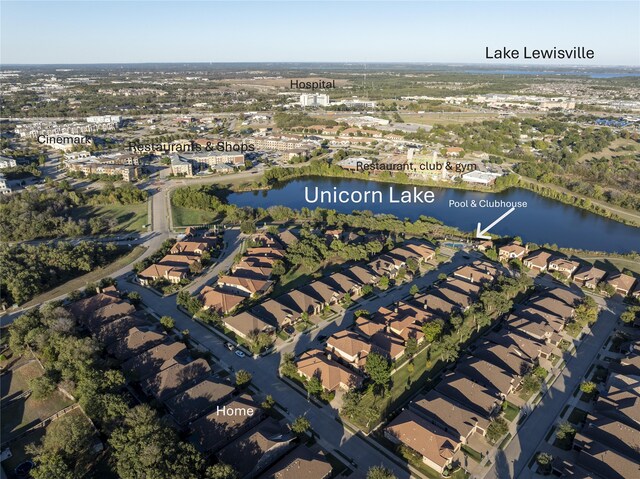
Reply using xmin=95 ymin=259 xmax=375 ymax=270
xmin=300 ymin=93 xmax=330 ymax=107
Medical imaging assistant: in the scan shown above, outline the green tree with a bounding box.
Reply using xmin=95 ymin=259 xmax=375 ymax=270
xmin=205 ymin=463 xmax=239 ymax=479
xmin=486 ymin=417 xmax=509 ymax=444
xmin=366 ymin=465 xmax=397 ymax=479
xmin=409 ymin=284 xmax=419 ymax=296
xmin=30 ymin=452 xmax=75 ymax=479
xmin=261 ymin=395 xmax=275 ymax=410
xmin=290 ymin=416 xmax=311 ymax=436
xmin=405 ymin=337 xmax=418 ymax=357
xmin=306 ymin=375 xmax=324 ymax=397
xmin=365 ymin=352 xmax=391 ymax=391
xmin=109 ymin=405 xmax=205 ymax=479
xmin=272 ymin=260 xmax=286 ymax=276
xmin=378 ymin=276 xmax=390 ymax=291
xmin=235 ymin=369 xmax=252 ymax=388
xmin=422 ymin=319 xmax=444 ymax=342
xmin=30 ymin=375 xmax=57 ymax=399
xmin=580 ymin=381 xmax=597 ymax=395
xmin=160 ymin=316 xmax=175 ymax=331
xmin=555 ymin=422 xmax=576 ymax=443
xmin=536 ymin=452 xmax=553 ymax=473
xmin=127 ymin=291 xmax=141 ymax=305
xmin=280 ymin=353 xmax=298 ymax=378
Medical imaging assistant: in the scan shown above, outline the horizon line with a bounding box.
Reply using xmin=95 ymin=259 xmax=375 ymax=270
xmin=1 ymin=61 xmax=639 ymax=68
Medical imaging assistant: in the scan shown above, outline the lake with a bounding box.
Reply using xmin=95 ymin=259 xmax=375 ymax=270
xmin=227 ymin=177 xmax=640 ymax=254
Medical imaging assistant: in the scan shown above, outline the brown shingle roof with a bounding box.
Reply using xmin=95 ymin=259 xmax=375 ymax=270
xmin=410 ymin=390 xmax=489 ymax=441
xmin=259 ymin=445 xmax=332 ymax=479
xmin=164 ymin=378 xmax=235 ymax=425
xmin=121 ymin=341 xmax=188 ymax=381
xmin=200 ymin=286 xmax=245 ymax=314
xmin=385 ymin=410 xmax=458 ymax=469
xmin=107 ymin=327 xmax=166 ymax=361
xmin=189 ymin=394 xmax=263 ymax=454
xmin=435 ymin=373 xmax=501 ymax=417
xmin=96 ymin=315 xmax=146 ymax=346
xmin=141 ymin=358 xmax=211 ymax=401
xmin=223 ymin=311 xmax=275 ymax=338
xmin=296 ymin=349 xmax=363 ymax=392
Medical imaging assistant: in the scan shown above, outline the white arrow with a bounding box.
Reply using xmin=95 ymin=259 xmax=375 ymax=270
xmin=476 ymin=207 xmax=516 ymax=239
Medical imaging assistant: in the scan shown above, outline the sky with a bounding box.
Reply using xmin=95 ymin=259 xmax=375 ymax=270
xmin=1 ymin=1 xmax=639 ymax=65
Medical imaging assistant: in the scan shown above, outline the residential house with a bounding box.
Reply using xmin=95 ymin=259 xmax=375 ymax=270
xmin=435 ymin=373 xmax=502 ymax=418
xmin=453 ymin=264 xmax=495 ymax=284
xmin=296 ymin=349 xmax=363 ymax=392
xmin=326 ymin=330 xmax=371 ymax=369
xmin=548 ymin=258 xmax=580 ymax=278
xmin=95 ymin=316 xmax=147 ymax=346
xmin=577 ymin=414 xmax=640 ymax=462
xmin=139 ymin=263 xmax=188 ymax=285
xmin=370 ymin=331 xmax=406 ymax=362
xmin=413 ymin=292 xmax=458 ymax=318
xmin=345 ymin=265 xmax=379 ymax=286
xmin=280 ymin=289 xmax=324 ymax=318
xmin=251 ymin=299 xmax=298 ymax=328
xmin=528 ymin=295 xmax=575 ymax=321
xmin=606 ymin=273 xmax=637 ymax=297
xmin=409 ymin=390 xmax=490 ymax=443
xmin=485 ymin=329 xmax=550 ymax=363
xmin=573 ymin=266 xmax=607 ymax=290
xmin=121 ymin=341 xmax=188 ymax=381
xmin=164 ymin=378 xmax=236 ymax=426
xmin=498 ymin=243 xmax=528 ymax=261
xmin=141 ymin=358 xmax=211 ymax=402
xmin=223 ymin=311 xmax=275 ymax=341
xmin=321 ymin=272 xmax=363 ymax=298
xmin=457 ymin=357 xmax=521 ymax=398
xmin=259 ymin=445 xmax=332 ymax=479
xmin=384 ymin=410 xmax=459 ymax=475
xmin=216 ymin=275 xmax=273 ymax=298
xmin=472 ymin=341 xmax=532 ymax=377
xmin=573 ymin=433 xmax=640 ymax=479
xmin=354 ymin=316 xmax=386 ymax=338
xmin=301 ymin=280 xmax=343 ymax=306
xmin=523 ymin=250 xmax=553 ymax=272
xmin=200 ymin=286 xmax=245 ymax=315
xmin=170 ymin=240 xmax=213 ymax=256
xmin=107 ymin=327 xmax=166 ymax=361
xmin=216 ymin=417 xmax=294 ymax=479
xmin=189 ymin=394 xmax=263 ymax=455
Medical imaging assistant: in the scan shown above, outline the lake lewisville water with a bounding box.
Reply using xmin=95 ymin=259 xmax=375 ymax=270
xmin=228 ymin=176 xmax=640 ymax=254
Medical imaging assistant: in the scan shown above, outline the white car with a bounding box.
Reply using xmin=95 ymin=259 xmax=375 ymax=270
xmin=235 ymin=350 xmax=246 ymax=358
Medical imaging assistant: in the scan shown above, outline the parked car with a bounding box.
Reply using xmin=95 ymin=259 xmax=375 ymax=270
xmin=225 ymin=342 xmax=234 ymax=351
xmin=235 ymin=350 xmax=246 ymax=358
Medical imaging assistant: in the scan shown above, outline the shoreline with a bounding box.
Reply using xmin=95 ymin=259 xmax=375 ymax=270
xmin=228 ymin=165 xmax=640 ymax=228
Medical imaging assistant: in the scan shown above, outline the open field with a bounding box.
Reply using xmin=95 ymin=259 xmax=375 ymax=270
xmin=398 ymin=111 xmax=541 ymax=125
xmin=171 ymin=204 xmax=219 ymax=227
xmin=577 ymin=137 xmax=639 ymax=163
xmin=72 ymin=203 xmax=148 ymax=233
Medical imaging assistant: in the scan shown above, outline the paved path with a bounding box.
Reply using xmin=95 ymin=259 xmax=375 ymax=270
xmin=481 ymin=295 xmax=625 ymax=479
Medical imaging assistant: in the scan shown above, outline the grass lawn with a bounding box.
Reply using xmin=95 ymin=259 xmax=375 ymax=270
xmin=72 ymin=203 xmax=148 ymax=233
xmin=502 ymin=402 xmax=520 ymax=422
xmin=461 ymin=444 xmax=483 ymax=462
xmin=1 ymin=360 xmax=42 ymax=401
xmin=1 ymin=391 xmax=73 ymax=442
xmin=171 ymin=204 xmax=218 ymax=227
xmin=567 ymin=407 xmax=588 ymax=425
xmin=345 ymin=345 xmax=444 ymax=432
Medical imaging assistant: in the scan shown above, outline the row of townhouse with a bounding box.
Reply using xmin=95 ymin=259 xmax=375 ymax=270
xmin=139 ymin=228 xmax=217 ymax=285
xmin=561 ymin=344 xmax=640 ymax=478
xmin=383 ymin=283 xmax=584 ymax=475
xmin=198 ymin=234 xmax=282 ymax=318
xmin=222 ymin=236 xmax=436 ymax=342
xmin=516 ymin=246 xmax=640 ymax=297
xmin=67 ymin=287 xmax=332 ymax=478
